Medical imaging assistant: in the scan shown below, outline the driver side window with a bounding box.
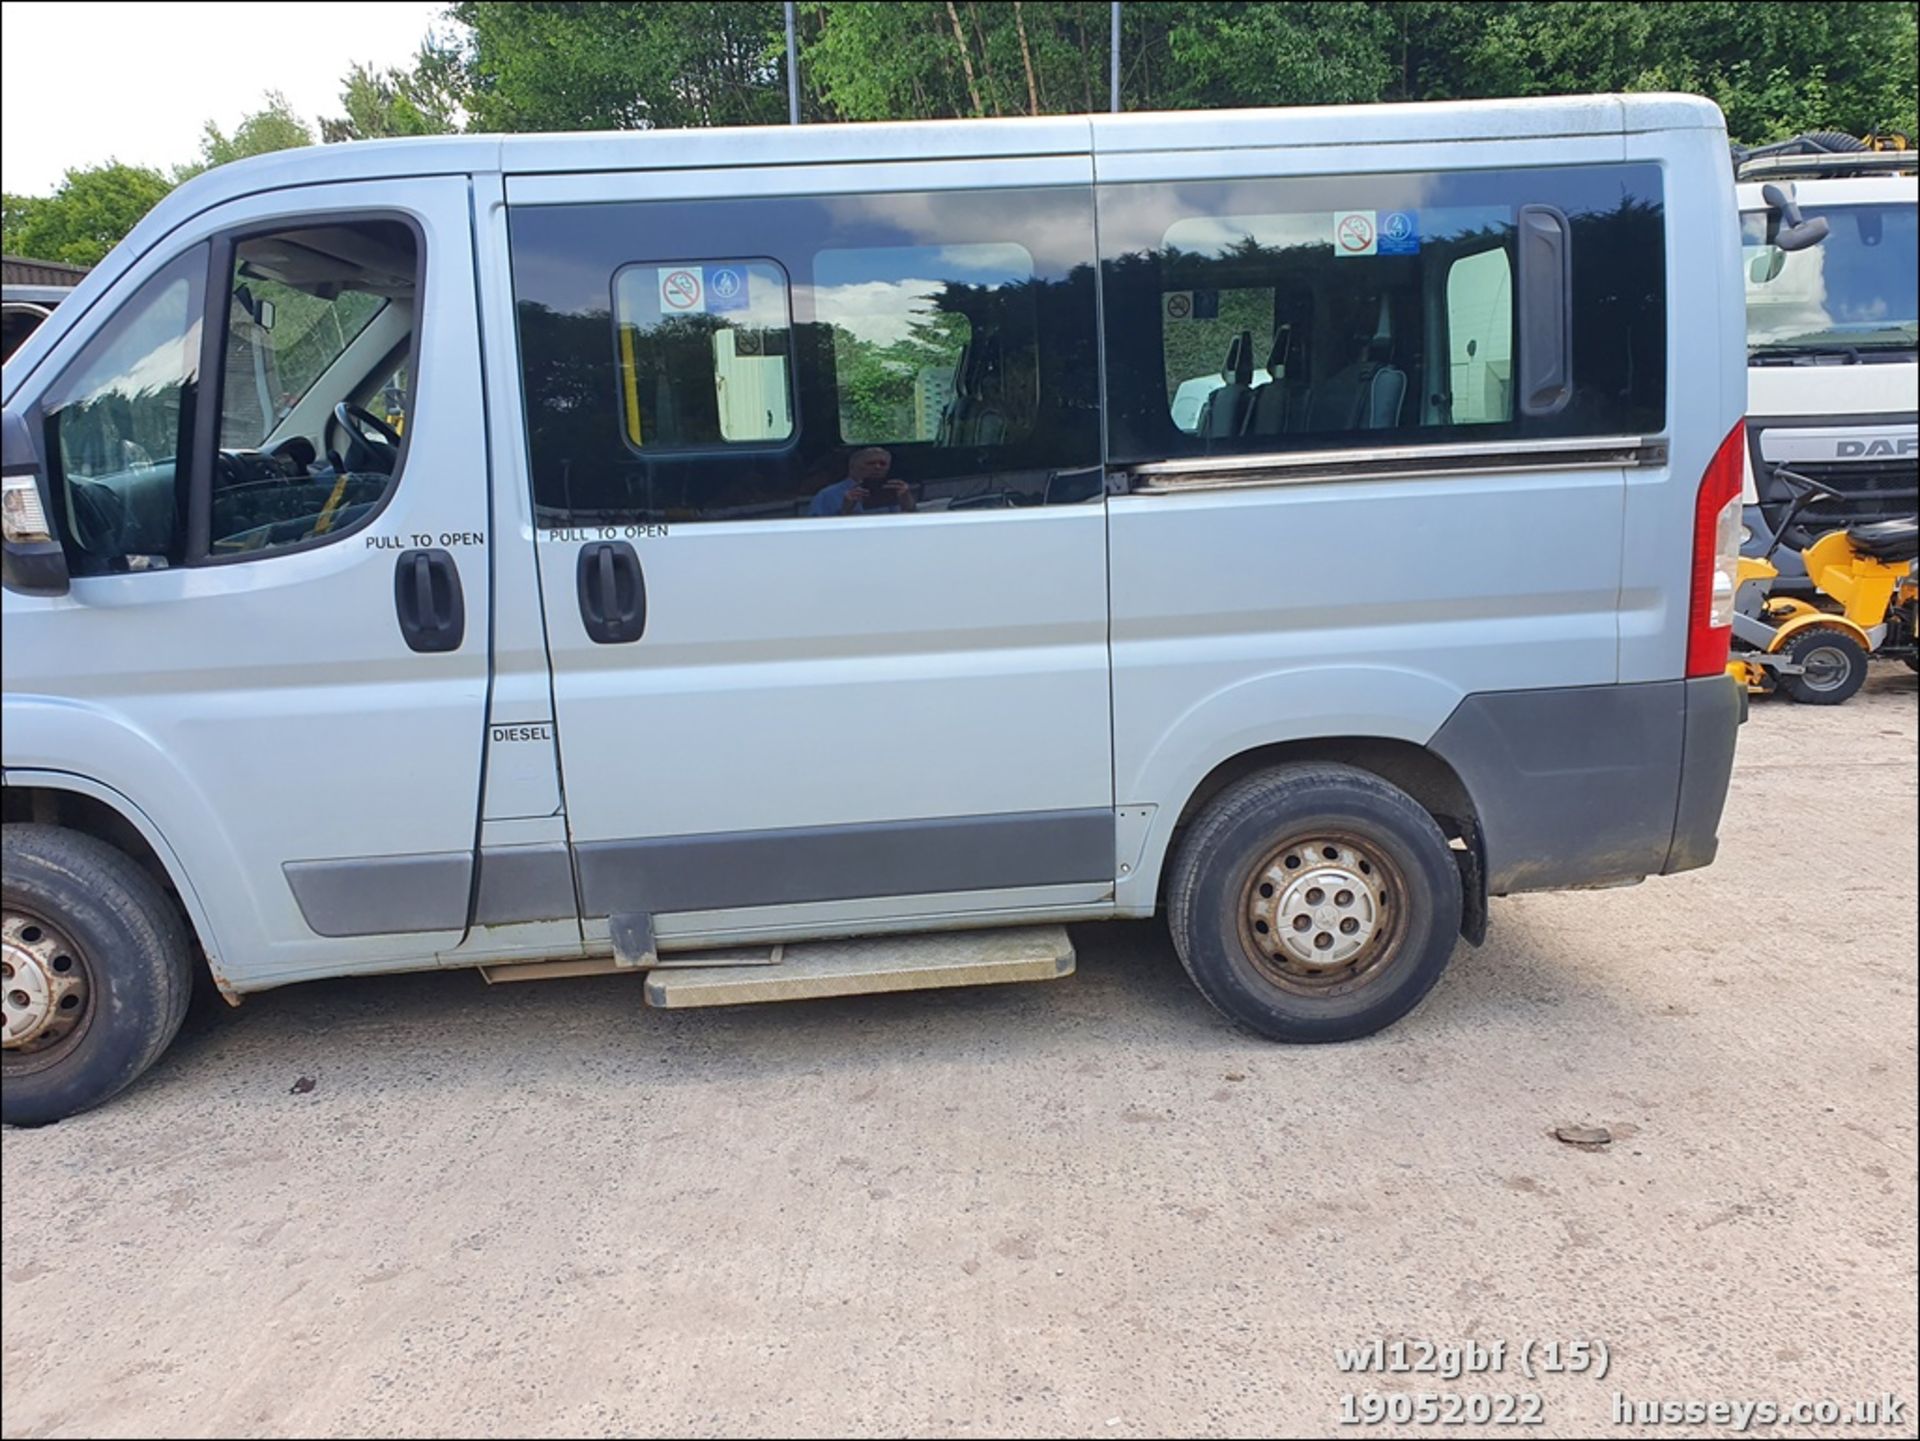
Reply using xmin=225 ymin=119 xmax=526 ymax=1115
xmin=209 ymin=218 xmax=418 ymax=558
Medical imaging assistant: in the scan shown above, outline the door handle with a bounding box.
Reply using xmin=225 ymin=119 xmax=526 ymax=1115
xmin=577 ymin=540 xmax=647 ymax=644
xmin=393 ymin=548 xmax=466 ymax=653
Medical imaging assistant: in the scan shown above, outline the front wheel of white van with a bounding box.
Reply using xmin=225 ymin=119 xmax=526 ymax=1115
xmin=1167 ymin=765 xmax=1462 ymax=1043
xmin=2 ymin=825 xmax=193 ymax=1127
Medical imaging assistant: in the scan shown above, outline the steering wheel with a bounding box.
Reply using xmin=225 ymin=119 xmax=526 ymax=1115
xmin=1772 ymin=467 xmax=1845 ymax=503
xmin=328 ymin=402 xmax=402 ymax=476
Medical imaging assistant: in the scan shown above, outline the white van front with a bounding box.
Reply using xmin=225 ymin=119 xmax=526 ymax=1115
xmin=1739 ymin=168 xmax=1920 ymax=580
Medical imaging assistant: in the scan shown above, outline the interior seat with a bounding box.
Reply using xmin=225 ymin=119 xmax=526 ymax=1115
xmin=1197 ymin=331 xmax=1255 ymax=440
xmin=1244 ymin=325 xmax=1311 ymax=437
xmin=1847 ymin=517 xmax=1919 ymax=562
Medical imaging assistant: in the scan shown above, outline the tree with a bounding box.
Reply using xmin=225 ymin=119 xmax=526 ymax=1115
xmin=451 ymin=2 xmax=789 ymax=132
xmin=193 ymin=92 xmax=315 ymax=170
xmin=796 ymin=1 xmax=1915 ymax=143
xmin=1 ymin=163 xmax=175 ymax=267
xmin=321 ymin=36 xmax=466 ymax=142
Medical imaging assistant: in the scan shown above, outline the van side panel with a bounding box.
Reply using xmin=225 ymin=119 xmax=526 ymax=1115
xmin=1108 ymin=468 xmax=1627 ymax=910
xmin=1099 ymin=117 xmax=1741 ymax=913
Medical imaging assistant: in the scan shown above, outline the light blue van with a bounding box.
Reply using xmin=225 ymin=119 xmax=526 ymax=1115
xmin=1 ymin=95 xmax=1747 ymax=1123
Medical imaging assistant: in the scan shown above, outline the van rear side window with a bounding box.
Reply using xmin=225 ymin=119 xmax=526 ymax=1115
xmin=611 ymin=260 xmax=794 ymax=449
xmin=1101 ymin=163 xmax=1666 ymax=464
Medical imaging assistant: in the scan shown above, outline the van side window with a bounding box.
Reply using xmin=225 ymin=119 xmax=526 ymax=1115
xmin=611 ymin=260 xmax=793 ymax=448
xmin=41 ymin=244 xmax=207 ymax=574
xmin=208 ymin=218 xmax=419 ymax=558
xmin=1100 ymin=163 xmax=1665 ymax=465
xmin=511 ymin=186 xmax=1101 ymax=526
xmin=818 ymin=242 xmax=1035 ymax=447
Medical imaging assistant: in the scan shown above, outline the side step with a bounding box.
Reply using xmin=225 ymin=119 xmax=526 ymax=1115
xmin=643 ymin=926 xmax=1076 ymax=1010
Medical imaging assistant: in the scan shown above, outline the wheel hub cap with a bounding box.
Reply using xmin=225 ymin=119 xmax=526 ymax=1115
xmin=2 ymin=912 xmax=89 ymax=1053
xmin=1247 ymin=842 xmax=1389 ymax=970
xmin=1802 ymin=647 xmax=1847 ymax=689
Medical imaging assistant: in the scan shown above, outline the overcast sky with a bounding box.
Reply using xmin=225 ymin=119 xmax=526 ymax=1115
xmin=2 ymin=0 xmax=446 ymax=196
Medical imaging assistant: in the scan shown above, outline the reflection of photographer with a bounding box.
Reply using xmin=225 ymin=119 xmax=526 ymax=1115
xmin=809 ymin=447 xmax=917 ymax=516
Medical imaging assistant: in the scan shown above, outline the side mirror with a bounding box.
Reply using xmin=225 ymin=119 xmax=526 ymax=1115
xmin=2 ymin=410 xmax=71 ymax=596
xmin=1750 ymin=250 xmax=1785 ymax=283
xmin=1761 ymin=182 xmax=1831 ymax=254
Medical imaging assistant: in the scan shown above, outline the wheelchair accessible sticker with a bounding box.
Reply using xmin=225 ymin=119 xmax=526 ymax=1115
xmin=707 ymin=265 xmax=750 ymax=313
xmin=1378 ymin=210 xmax=1421 ymax=255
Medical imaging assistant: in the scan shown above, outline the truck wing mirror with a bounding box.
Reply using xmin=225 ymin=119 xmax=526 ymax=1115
xmin=1760 ymin=183 xmax=1831 ymax=254
xmin=2 ymin=409 xmax=70 ymax=596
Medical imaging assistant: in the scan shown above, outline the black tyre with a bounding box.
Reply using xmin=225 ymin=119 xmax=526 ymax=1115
xmin=1779 ymin=628 xmax=1868 ymax=705
xmin=3 ymin=825 xmax=193 ymax=1127
xmin=1167 ymin=764 xmax=1463 ymax=1043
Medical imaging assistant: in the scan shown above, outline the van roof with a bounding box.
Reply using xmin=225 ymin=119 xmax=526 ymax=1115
xmin=5 ymin=93 xmax=1722 ymax=398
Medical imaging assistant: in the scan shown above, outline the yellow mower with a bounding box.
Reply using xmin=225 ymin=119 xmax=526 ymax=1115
xmin=1728 ymin=470 xmax=1919 ymax=704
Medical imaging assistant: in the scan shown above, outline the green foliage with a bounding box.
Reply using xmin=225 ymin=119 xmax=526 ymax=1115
xmin=1457 ymin=2 xmax=1918 ymax=142
xmin=2 ymin=163 xmax=174 ymax=267
xmin=791 ymin=1 xmax=1920 ymax=142
xmin=451 ymin=2 xmax=789 ymax=132
xmin=182 ymin=92 xmax=316 ymax=181
xmin=5 ymin=3 xmax=1915 ymax=272
xmin=321 ymin=37 xmax=466 ymax=143
xmin=831 ymin=307 xmax=971 ymax=442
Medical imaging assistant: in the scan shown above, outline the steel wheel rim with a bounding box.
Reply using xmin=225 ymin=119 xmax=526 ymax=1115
xmin=2 ymin=908 xmax=95 ymax=1073
xmin=1237 ymin=831 xmax=1408 ymax=996
xmin=1799 ymin=644 xmax=1851 ymax=692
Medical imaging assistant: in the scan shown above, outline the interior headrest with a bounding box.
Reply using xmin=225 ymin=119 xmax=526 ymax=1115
xmin=1266 ymin=324 xmax=1292 ymax=372
xmin=1224 ymin=330 xmax=1254 ymax=384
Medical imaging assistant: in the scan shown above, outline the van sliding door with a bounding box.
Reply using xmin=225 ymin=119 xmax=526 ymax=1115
xmin=504 ymin=167 xmax=1115 ymax=948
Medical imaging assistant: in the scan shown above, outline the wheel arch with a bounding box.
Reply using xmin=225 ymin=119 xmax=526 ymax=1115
xmin=1 ymin=771 xmax=230 ymax=992
xmin=1159 ymin=737 xmax=1487 ymax=945
xmin=1766 ymin=612 xmax=1874 ymax=652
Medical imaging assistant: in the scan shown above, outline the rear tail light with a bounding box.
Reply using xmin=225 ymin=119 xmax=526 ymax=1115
xmin=1687 ymin=419 xmax=1747 ymax=678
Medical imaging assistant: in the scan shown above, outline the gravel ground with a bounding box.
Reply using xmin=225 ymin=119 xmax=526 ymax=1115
xmin=3 ymin=668 xmax=1915 ymax=1439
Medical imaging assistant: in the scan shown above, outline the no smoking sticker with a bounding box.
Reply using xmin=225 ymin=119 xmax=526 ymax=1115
xmin=1333 ymin=211 xmax=1377 ymax=257
xmin=1164 ymin=291 xmax=1194 ymax=321
xmin=658 ymin=267 xmax=705 ymax=312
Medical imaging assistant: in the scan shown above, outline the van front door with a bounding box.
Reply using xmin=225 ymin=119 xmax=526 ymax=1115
xmin=504 ymin=172 xmax=1115 ymax=948
xmin=8 ymin=178 xmax=492 ymax=987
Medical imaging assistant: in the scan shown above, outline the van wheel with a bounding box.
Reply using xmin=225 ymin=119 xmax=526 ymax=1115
xmin=1167 ymin=765 xmax=1462 ymax=1043
xmin=1780 ymin=628 xmax=1867 ymax=705
xmin=2 ymin=825 xmax=192 ymax=1127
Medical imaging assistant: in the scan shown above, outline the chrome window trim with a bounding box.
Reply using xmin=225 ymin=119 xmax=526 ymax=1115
xmin=1122 ymin=435 xmax=1665 ymax=493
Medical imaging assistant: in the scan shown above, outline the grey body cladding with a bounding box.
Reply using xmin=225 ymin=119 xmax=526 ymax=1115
xmin=284 ymin=852 xmax=472 ymax=937
xmin=287 ymin=809 xmax=1116 ymax=936
xmin=473 ymin=844 xmax=577 ymax=925
xmin=573 ymin=808 xmax=1116 ymax=917
xmin=1428 ymin=677 xmax=1739 ymax=896
xmin=284 ymin=676 xmax=1743 ymax=937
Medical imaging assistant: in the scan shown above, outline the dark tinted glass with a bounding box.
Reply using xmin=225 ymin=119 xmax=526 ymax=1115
xmin=1099 ymin=164 xmax=1666 ymax=465
xmin=510 ymin=187 xmax=1102 ymax=526
xmin=208 ymin=219 xmax=418 ymax=559
xmin=42 ymin=245 xmax=206 ymax=574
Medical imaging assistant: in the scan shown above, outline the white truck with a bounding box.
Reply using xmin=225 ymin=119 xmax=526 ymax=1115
xmin=1737 ymin=135 xmax=1919 ymax=588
